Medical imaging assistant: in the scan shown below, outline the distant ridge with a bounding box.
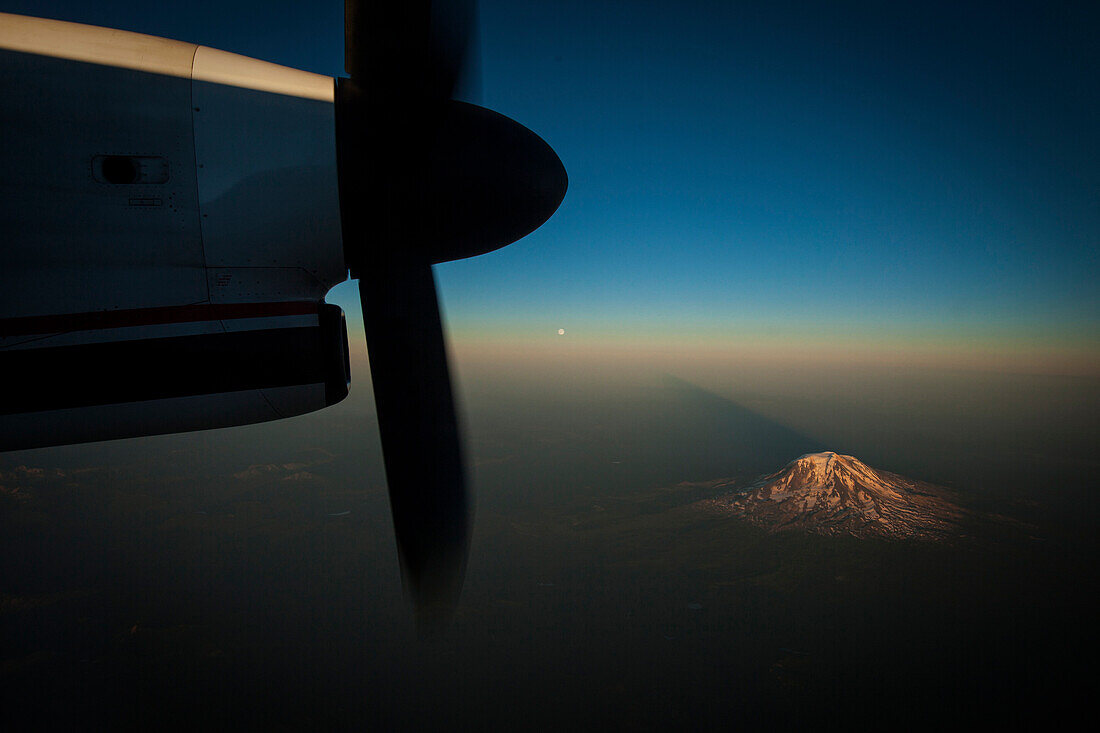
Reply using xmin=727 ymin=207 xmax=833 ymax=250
xmin=706 ymin=452 xmax=965 ymax=540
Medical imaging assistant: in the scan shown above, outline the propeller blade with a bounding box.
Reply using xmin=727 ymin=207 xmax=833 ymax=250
xmin=358 ymin=260 xmax=469 ymax=629
xmin=339 ymin=0 xmax=562 ymax=631
xmin=345 ymin=0 xmax=477 ymax=101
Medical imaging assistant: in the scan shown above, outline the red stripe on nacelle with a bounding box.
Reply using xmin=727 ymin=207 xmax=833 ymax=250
xmin=0 ymin=301 xmax=321 ymax=337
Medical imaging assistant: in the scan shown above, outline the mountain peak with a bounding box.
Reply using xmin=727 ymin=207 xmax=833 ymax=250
xmin=796 ymin=451 xmax=842 ymax=462
xmin=708 ymin=452 xmax=964 ymax=540
xmin=788 ymin=451 xmax=870 ymax=472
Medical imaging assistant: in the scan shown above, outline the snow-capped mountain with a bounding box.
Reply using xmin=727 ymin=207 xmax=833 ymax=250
xmin=708 ymin=452 xmax=964 ymax=539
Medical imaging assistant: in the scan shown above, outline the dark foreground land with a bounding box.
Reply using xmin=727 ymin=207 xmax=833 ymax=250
xmin=1 ymin=453 xmax=1094 ymax=731
xmin=3 ymin=368 xmax=1097 ymax=730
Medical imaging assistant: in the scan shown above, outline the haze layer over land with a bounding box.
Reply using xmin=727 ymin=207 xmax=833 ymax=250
xmin=1 ymin=348 xmax=1097 ymax=729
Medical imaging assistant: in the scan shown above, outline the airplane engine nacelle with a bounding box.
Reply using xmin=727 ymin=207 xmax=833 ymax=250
xmin=0 ymin=14 xmax=352 ymax=450
xmin=0 ymin=303 xmax=351 ymax=451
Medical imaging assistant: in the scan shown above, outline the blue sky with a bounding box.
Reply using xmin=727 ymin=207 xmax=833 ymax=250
xmin=447 ymin=1 xmax=1099 ymax=344
xmin=5 ymin=0 xmax=1098 ymax=366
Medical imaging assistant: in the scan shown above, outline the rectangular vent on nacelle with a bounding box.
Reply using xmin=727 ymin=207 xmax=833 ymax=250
xmin=92 ymin=155 xmax=170 ymax=184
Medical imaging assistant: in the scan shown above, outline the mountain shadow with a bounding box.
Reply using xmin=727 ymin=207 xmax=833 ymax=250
xmin=649 ymin=375 xmax=821 ymax=481
xmin=468 ymin=374 xmax=824 ymax=508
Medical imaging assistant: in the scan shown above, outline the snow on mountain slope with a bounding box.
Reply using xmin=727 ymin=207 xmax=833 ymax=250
xmin=706 ymin=452 xmax=965 ymax=539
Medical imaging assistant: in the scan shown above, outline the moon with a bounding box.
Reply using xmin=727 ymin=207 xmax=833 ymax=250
xmin=557 ymin=328 xmax=565 ymax=335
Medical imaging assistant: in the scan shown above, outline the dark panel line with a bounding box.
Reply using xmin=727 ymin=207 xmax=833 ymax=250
xmin=0 ymin=301 xmax=321 ymax=338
